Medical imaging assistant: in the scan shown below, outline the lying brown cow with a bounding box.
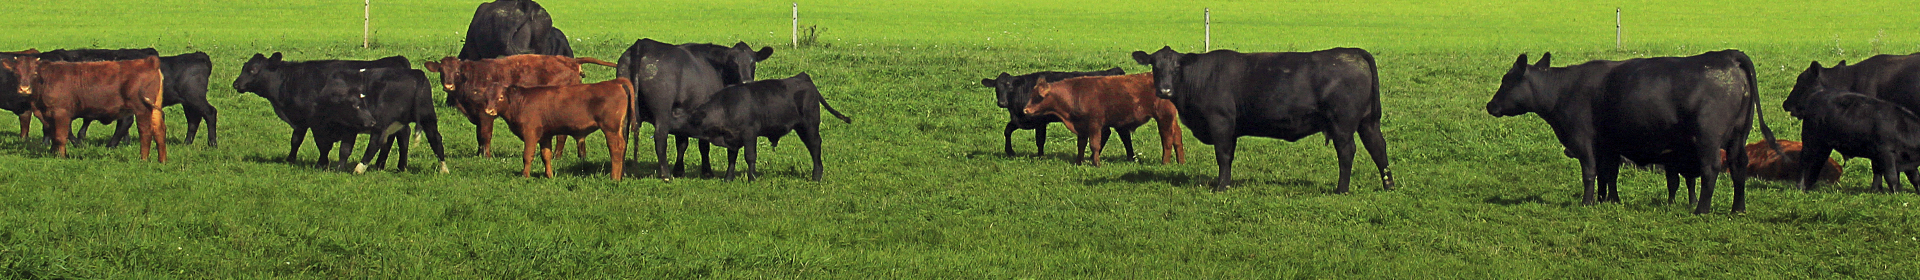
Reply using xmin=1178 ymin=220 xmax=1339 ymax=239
xmin=497 ymin=78 xmax=632 ymax=180
xmin=1024 ymin=73 xmax=1185 ymax=166
xmin=1 ymin=56 xmax=166 ymax=161
xmin=1731 ymin=140 xmax=1842 ymax=183
xmin=423 ymin=54 xmax=617 ymax=158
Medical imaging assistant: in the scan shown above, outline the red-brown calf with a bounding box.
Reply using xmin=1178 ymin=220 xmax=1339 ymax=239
xmin=423 ymin=54 xmax=617 ymax=158
xmin=1 ymin=56 xmax=166 ymax=161
xmin=497 ymin=78 xmax=632 ymax=180
xmin=1024 ymin=73 xmax=1185 ymax=166
xmin=1727 ymin=140 xmax=1842 ymax=183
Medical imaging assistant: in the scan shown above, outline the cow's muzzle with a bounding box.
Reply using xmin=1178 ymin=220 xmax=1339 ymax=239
xmin=442 ymin=84 xmax=457 ymax=91
xmin=16 ymin=86 xmax=28 ymax=95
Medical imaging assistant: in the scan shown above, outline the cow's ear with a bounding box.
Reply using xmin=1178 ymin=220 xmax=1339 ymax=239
xmin=1033 ymin=78 xmax=1051 ymax=95
xmin=980 ymin=78 xmax=997 ymax=88
xmin=1512 ymin=53 xmax=1529 ymax=68
xmin=1131 ymin=51 xmax=1153 ymax=65
xmin=250 ymin=53 xmax=266 ymax=61
xmin=754 ymin=47 xmax=774 ymax=61
xmin=1535 ymin=52 xmax=1552 ymax=67
xmin=1808 ymin=61 xmax=1822 ymax=70
xmin=1837 ymin=60 xmax=1849 ymax=67
xmin=268 ymin=52 xmax=283 ymax=62
xmin=422 ymin=61 xmax=441 ymax=72
xmin=793 ymin=72 xmax=811 ymax=81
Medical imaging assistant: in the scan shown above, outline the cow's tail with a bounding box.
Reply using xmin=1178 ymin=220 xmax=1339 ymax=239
xmin=575 ymin=57 xmax=619 ymax=68
xmin=819 ymin=92 xmax=852 ymax=124
xmin=1737 ymin=51 xmax=1785 ymax=158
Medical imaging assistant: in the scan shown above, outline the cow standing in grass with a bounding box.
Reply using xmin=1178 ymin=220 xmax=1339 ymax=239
xmin=497 ymin=78 xmax=632 ymax=180
xmin=1 ymin=56 xmax=167 ymax=162
xmin=232 ymin=53 xmax=413 ymax=165
xmin=1132 ymin=47 xmax=1392 ymax=193
xmin=1784 ymin=85 xmax=1920 ymax=194
xmin=979 ymin=68 xmax=1130 ymax=157
xmin=1023 ymin=73 xmax=1184 ymax=166
xmin=674 ymin=73 xmax=852 ymax=182
xmin=1486 ymin=50 xmax=1778 ymax=214
xmin=423 ymin=54 xmax=617 ymax=158
xmin=39 ymin=49 xmax=219 ymax=148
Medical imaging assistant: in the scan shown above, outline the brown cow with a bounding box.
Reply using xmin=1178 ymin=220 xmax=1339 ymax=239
xmin=422 ymin=54 xmax=617 ymax=158
xmin=1 ymin=48 xmax=40 ymax=139
xmin=497 ymin=78 xmax=632 ymax=180
xmin=1024 ymin=73 xmax=1185 ymax=166
xmin=1728 ymin=140 xmax=1842 ymax=183
xmin=1 ymin=56 xmax=166 ymax=161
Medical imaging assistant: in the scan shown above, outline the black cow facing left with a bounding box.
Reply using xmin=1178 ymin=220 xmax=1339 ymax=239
xmin=1131 ymin=47 xmax=1393 ymax=194
xmin=1486 ymin=50 xmax=1779 ymax=214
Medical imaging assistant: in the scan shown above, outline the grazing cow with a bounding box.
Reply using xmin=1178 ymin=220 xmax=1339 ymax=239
xmin=232 ymin=53 xmax=413 ymax=165
xmin=616 ymin=38 xmax=728 ymax=180
xmin=459 ymin=0 xmax=572 ymax=60
xmin=1022 ymin=73 xmax=1185 ymax=166
xmin=0 ymin=56 xmax=167 ymax=161
xmin=1486 ymin=50 xmax=1779 ymax=214
xmin=979 ymin=68 xmax=1129 ymax=157
xmin=1131 ymin=47 xmax=1392 ymax=194
xmin=497 ymin=78 xmax=631 ymax=180
xmin=674 ymin=73 xmax=852 ymax=181
xmin=308 ymin=68 xmax=450 ymax=173
xmin=1784 ymin=86 xmax=1920 ymax=194
xmin=422 ymin=54 xmax=617 ymax=158
xmin=37 ymin=49 xmax=219 ymax=147
xmin=0 ymin=49 xmax=39 ymax=139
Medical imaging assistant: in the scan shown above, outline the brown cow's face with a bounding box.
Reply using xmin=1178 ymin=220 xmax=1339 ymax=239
xmin=1132 ymin=47 xmax=1187 ymax=99
xmin=2 ymin=56 xmax=39 ymax=95
xmin=1023 ymin=78 xmax=1060 ymax=116
xmin=424 ymin=57 xmax=464 ymax=92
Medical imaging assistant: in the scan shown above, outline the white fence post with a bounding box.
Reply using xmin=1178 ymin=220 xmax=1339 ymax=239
xmin=363 ymin=0 xmax=371 ymax=48
xmin=792 ymin=3 xmax=799 ymax=48
xmin=1615 ymin=8 xmax=1621 ymax=50
xmin=1204 ymin=8 xmax=1211 ymax=51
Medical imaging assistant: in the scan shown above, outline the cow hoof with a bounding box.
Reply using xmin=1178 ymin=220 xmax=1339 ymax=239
xmin=353 ymin=163 xmax=368 ymax=174
xmin=438 ymin=162 xmax=450 ymax=174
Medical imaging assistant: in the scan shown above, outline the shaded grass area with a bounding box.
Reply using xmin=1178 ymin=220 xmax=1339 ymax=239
xmin=0 ymin=0 xmax=1917 ymax=278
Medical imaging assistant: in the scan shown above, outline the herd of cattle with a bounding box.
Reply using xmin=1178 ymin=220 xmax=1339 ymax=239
xmin=0 ymin=0 xmax=1915 ymax=214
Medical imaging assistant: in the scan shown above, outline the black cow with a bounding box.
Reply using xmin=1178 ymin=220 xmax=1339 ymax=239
xmin=679 ymin=42 xmax=774 ymax=85
xmin=458 ymin=0 xmax=573 ymax=60
xmin=1131 ymin=47 xmax=1392 ymax=193
xmin=39 ymin=49 xmax=219 ymax=147
xmin=1486 ymin=50 xmax=1779 ymax=214
xmin=232 ymin=53 xmax=414 ymax=167
xmin=616 ymin=38 xmax=728 ymax=180
xmin=1788 ymin=54 xmax=1920 ymax=113
xmin=674 ymin=73 xmax=852 ymax=181
xmin=978 ymin=68 xmax=1129 ymax=157
xmin=1785 ymin=86 xmax=1920 ymax=193
xmin=309 ymin=68 xmax=450 ymax=174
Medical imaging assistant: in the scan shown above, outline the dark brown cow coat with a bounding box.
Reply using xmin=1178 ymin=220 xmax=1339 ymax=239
xmin=1 ymin=56 xmax=166 ymax=161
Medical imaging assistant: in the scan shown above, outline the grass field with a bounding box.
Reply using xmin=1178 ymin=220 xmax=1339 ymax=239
xmin=2 ymin=0 xmax=1919 ymax=278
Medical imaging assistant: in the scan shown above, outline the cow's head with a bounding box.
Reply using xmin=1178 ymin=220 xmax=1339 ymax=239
xmin=0 ymin=56 xmax=39 ymax=96
xmin=421 ymin=57 xmax=465 ymax=93
xmin=1023 ymin=77 xmax=1063 ymax=117
xmin=1132 ymin=46 xmax=1194 ymax=99
xmin=979 ymin=72 xmax=1020 ymax=108
xmin=234 ymin=52 xmax=285 ymax=98
xmin=1486 ymin=53 xmax=1554 ymax=117
xmin=1784 ymin=60 xmax=1841 ymax=116
xmin=316 ymin=77 xmax=378 ymax=129
xmin=711 ymin=42 xmax=774 ymax=84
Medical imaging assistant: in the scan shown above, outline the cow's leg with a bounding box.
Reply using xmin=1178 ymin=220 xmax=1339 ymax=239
xmin=552 ymin=135 xmax=568 ymax=158
xmin=417 ymin=116 xmax=449 ymax=173
xmin=606 ymin=125 xmax=627 ymax=181
xmin=1905 ymin=169 xmax=1920 ymax=194
xmin=45 ymin=112 xmax=71 ymax=158
xmin=698 ymin=140 xmax=714 ymax=177
xmin=1692 ymin=146 xmax=1723 ymax=215
xmin=801 ymin=124 xmax=826 ymax=181
xmin=1210 ymin=125 xmax=1239 ymax=191
xmin=133 ymin=108 xmax=164 ymax=162
xmin=1330 ymin=129 xmax=1359 ymax=194
xmin=286 ymin=127 xmax=307 ymax=162
xmin=1033 ymin=125 xmax=1048 ymax=157
xmin=334 ymin=134 xmax=357 ymax=172
xmin=1067 ymin=122 xmax=1088 ymax=165
xmin=723 ymin=147 xmax=740 ymax=181
xmin=107 ymin=117 xmax=134 ymax=148
xmin=477 ymin=115 xmax=495 ymax=157
xmin=574 ymin=134 xmax=588 ymax=159
xmin=1873 ymin=151 xmax=1899 ymax=193
xmin=1359 ymin=117 xmax=1393 ymax=190
xmin=1593 ymin=155 xmax=1622 ymax=204
xmin=744 ymin=142 xmax=760 ymax=182
xmin=1114 ymin=126 xmax=1138 ymax=162
xmin=541 ymin=136 xmax=556 ymax=178
xmin=1664 ymin=171 xmax=1682 ymax=205
xmin=1799 ymin=141 xmax=1832 ymax=192
xmin=184 ymin=101 xmax=217 ymax=147
xmin=184 ymin=107 xmax=204 ymax=145
xmin=315 ymin=135 xmax=335 ymax=169
xmin=1727 ymin=142 xmax=1750 ymax=212
xmin=520 ymin=132 xmax=538 ymax=178
xmin=672 ymin=135 xmax=690 ymax=177
xmin=73 ymin=120 xmax=90 ymax=146
xmin=1686 ymin=176 xmax=1698 ymax=205
xmin=1003 ymin=121 xmax=1019 ymax=156
xmin=358 ymin=130 xmax=392 ymax=174
xmin=15 ymin=112 xmax=28 ymax=139
xmin=392 ymin=126 xmax=413 ymax=171
xmin=654 ymin=123 xmax=674 ymax=179
xmin=1155 ymin=115 xmax=1185 ymax=164
xmin=1098 ymin=123 xmax=1113 ymax=165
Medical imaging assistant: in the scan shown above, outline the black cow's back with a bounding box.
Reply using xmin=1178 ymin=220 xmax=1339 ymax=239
xmin=459 ymin=0 xmax=571 ymax=60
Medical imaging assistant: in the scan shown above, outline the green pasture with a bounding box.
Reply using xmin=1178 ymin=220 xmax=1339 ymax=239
xmin=1 ymin=0 xmax=1917 ymax=278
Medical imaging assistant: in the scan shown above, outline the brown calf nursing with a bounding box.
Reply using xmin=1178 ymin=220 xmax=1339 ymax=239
xmin=497 ymin=78 xmax=633 ymax=180
xmin=1024 ymin=72 xmax=1184 ymax=166
xmin=423 ymin=54 xmax=618 ymax=158
xmin=1 ymin=56 xmax=167 ymax=162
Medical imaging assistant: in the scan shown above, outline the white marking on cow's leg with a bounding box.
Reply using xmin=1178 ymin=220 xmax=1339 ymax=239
xmin=354 ymin=163 xmax=368 ymax=174
xmin=438 ymin=161 xmax=450 ymax=174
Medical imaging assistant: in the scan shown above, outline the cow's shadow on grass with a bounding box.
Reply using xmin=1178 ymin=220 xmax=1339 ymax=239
xmin=1483 ymin=194 xmax=1559 ymax=206
xmin=963 ymin=149 xmax=1148 ymax=164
